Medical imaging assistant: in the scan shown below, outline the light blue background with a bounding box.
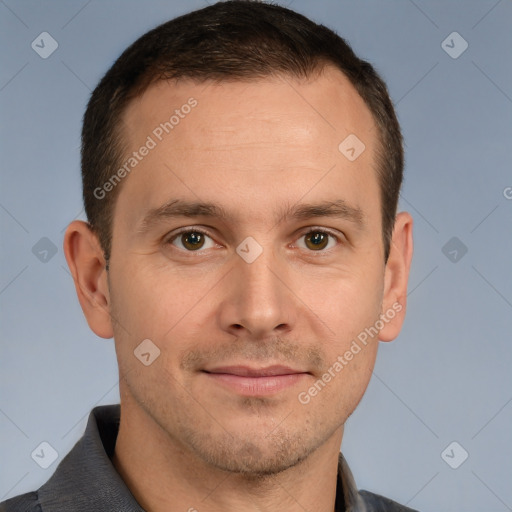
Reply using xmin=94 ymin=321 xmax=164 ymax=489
xmin=1 ymin=1 xmax=511 ymax=511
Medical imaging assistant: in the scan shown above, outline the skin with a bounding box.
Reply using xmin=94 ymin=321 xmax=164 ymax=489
xmin=64 ymin=66 xmax=413 ymax=512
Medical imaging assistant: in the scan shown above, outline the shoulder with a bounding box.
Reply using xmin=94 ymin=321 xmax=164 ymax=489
xmin=0 ymin=491 xmax=42 ymax=512
xmin=359 ymin=489 xmax=419 ymax=511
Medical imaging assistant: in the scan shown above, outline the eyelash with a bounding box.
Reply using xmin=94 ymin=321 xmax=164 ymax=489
xmin=165 ymin=226 xmax=342 ymax=254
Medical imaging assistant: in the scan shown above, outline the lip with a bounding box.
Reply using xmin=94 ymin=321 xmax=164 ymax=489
xmin=202 ymin=365 xmax=310 ymax=396
xmin=205 ymin=365 xmax=305 ymax=377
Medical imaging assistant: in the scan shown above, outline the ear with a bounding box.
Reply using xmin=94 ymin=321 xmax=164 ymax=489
xmin=379 ymin=211 xmax=413 ymax=342
xmin=63 ymin=220 xmax=114 ymax=339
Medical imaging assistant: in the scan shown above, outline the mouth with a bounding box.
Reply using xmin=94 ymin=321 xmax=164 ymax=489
xmin=202 ymin=365 xmax=310 ymax=396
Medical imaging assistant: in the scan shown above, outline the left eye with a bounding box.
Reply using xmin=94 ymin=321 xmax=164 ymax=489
xmin=296 ymin=230 xmax=338 ymax=251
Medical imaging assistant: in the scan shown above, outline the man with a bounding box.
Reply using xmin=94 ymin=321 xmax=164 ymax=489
xmin=1 ymin=1 xmax=414 ymax=511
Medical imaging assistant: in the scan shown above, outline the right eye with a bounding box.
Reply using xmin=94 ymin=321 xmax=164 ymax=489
xmin=166 ymin=228 xmax=217 ymax=252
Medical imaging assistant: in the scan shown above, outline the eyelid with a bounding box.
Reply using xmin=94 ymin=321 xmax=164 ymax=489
xmin=295 ymin=225 xmax=343 ymax=241
xmin=165 ymin=226 xmax=216 ymax=246
xmin=167 ymin=226 xmax=212 ymax=239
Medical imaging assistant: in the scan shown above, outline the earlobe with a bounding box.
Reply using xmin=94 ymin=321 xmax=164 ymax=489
xmin=63 ymin=220 xmax=114 ymax=339
xmin=379 ymin=211 xmax=413 ymax=342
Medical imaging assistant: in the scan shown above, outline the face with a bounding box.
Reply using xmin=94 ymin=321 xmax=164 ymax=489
xmin=90 ymin=68 xmax=403 ymax=475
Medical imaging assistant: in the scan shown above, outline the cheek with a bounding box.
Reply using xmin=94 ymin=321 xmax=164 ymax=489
xmin=108 ymin=259 xmax=218 ymax=350
xmin=307 ymin=267 xmax=384 ymax=387
xmin=306 ymin=264 xmax=384 ymax=330
xmin=304 ymin=278 xmax=382 ymax=416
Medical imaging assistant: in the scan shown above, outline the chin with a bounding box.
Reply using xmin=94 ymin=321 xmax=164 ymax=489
xmin=181 ymin=423 xmax=321 ymax=478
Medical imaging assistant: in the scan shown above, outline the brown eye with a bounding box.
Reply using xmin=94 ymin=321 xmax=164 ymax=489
xmin=296 ymin=230 xmax=339 ymax=252
xmin=181 ymin=232 xmax=205 ymax=250
xmin=168 ymin=230 xmax=215 ymax=251
xmin=304 ymin=231 xmax=329 ymax=251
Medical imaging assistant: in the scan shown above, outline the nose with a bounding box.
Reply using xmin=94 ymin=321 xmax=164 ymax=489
xmin=217 ymin=246 xmax=296 ymax=340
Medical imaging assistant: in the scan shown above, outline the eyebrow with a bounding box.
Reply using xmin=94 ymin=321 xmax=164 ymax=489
xmin=136 ymin=198 xmax=365 ymax=234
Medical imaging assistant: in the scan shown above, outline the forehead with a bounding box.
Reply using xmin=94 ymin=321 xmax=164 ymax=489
xmin=122 ymin=67 xmax=376 ymax=148
xmin=115 ymin=67 xmax=380 ymax=230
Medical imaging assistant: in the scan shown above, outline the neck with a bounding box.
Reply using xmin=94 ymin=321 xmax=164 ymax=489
xmin=112 ymin=393 xmax=343 ymax=512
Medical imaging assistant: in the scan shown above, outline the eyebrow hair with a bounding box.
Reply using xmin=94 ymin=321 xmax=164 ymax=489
xmin=279 ymin=199 xmax=364 ymax=227
xmin=136 ymin=198 xmax=365 ymax=234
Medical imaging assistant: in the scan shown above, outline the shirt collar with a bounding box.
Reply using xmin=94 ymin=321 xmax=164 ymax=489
xmin=337 ymin=451 xmax=369 ymax=512
xmin=38 ymin=405 xmax=144 ymax=511
xmin=39 ymin=404 xmax=366 ymax=512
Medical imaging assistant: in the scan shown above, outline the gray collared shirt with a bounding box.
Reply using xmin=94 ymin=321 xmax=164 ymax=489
xmin=0 ymin=405 xmax=418 ymax=512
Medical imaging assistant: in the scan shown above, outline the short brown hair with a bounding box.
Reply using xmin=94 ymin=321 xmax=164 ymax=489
xmin=82 ymin=0 xmax=403 ymax=263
